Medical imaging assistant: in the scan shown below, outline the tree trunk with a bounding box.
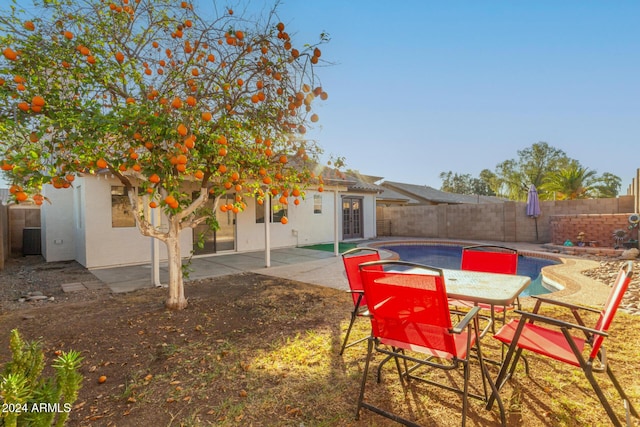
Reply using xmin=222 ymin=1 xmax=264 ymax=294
xmin=164 ymin=221 xmax=187 ymax=310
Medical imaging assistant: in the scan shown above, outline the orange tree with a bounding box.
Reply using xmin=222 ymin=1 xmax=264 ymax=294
xmin=0 ymin=0 xmax=330 ymax=309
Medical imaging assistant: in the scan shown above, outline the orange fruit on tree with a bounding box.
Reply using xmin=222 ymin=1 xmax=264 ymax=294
xmin=2 ymin=47 xmax=17 ymax=61
xmin=149 ymin=201 xmax=158 ymax=208
xmin=96 ymin=158 xmax=108 ymax=169
xmin=231 ymin=171 xmax=240 ymax=181
xmin=218 ymin=164 xmax=227 ymax=173
xmin=218 ymin=147 xmax=227 ymax=156
xmin=310 ymin=113 xmax=319 ymax=122
xmin=217 ymin=135 xmax=227 ymax=145
xmin=24 ymin=21 xmax=35 ymax=31
xmin=177 ymin=123 xmax=188 ymax=136
xmin=294 ymin=198 xmax=300 ymax=206
xmin=64 ymin=30 xmax=74 ymax=40
xmin=15 ymin=192 xmax=28 ymax=202
xmin=194 ymin=170 xmax=204 ymax=179
xmin=171 ymin=97 xmax=182 ymax=109
xmin=17 ymin=102 xmax=30 ymax=112
xmin=202 ymin=111 xmax=212 ymax=121
xmin=115 ymin=51 xmax=124 ymax=63
xmin=31 ymin=95 xmax=46 ymax=107
xmin=280 ymin=216 xmax=288 ymax=225
xmin=149 ymin=173 xmax=160 ymax=183
xmin=279 ymin=155 xmax=287 ymax=164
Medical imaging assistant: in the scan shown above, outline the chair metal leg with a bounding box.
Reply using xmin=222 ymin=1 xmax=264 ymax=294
xmin=487 ymin=320 xmax=526 ymax=411
xmin=355 ymin=338 xmax=374 ymax=420
xmin=606 ymin=364 xmax=639 ymax=419
xmin=339 ymin=309 xmax=358 ymax=355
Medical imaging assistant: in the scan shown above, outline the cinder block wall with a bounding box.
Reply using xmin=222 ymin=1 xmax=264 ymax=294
xmin=377 ymin=195 xmax=636 ymax=247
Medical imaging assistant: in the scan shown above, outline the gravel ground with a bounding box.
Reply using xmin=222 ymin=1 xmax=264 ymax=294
xmin=0 ymin=255 xmax=110 ymax=312
xmin=579 ymin=257 xmax=640 ymax=315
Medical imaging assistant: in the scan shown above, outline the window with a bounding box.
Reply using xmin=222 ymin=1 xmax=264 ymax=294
xmin=111 ymin=186 xmax=136 ymax=228
xmin=314 ymin=194 xmax=323 ymax=214
xmin=256 ymin=196 xmax=288 ymax=223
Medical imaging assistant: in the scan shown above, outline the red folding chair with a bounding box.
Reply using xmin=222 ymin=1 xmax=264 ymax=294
xmin=449 ymin=245 xmax=519 ymax=335
xmin=338 ymin=247 xmax=381 ymax=355
xmin=356 ymin=260 xmax=505 ymax=427
xmin=488 ymin=261 xmax=638 ymax=427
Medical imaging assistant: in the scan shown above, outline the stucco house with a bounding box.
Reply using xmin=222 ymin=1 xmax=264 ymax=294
xmin=38 ymin=170 xmax=380 ymax=269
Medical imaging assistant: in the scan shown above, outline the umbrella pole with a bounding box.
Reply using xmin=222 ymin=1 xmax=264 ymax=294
xmin=534 ymin=217 xmax=539 ymax=242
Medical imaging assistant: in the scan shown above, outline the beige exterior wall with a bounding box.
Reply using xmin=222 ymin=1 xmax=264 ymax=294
xmin=40 ymin=175 xmax=377 ymax=269
xmin=0 ymin=203 xmax=8 ymax=268
xmin=377 ymin=195 xmax=635 ymax=245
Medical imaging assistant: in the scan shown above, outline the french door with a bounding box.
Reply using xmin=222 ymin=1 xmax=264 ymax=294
xmin=193 ymin=193 xmax=236 ymax=254
xmin=342 ymin=197 xmax=363 ymax=239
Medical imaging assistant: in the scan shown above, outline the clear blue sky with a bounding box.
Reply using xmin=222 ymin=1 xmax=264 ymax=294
xmin=277 ymin=1 xmax=639 ymax=192
xmin=2 ymin=1 xmax=638 ymax=193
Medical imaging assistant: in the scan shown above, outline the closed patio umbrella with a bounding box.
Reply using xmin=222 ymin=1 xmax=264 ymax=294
xmin=527 ymin=184 xmax=541 ymax=241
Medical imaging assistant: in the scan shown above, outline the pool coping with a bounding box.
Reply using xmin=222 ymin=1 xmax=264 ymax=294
xmin=363 ymin=239 xmax=609 ymax=308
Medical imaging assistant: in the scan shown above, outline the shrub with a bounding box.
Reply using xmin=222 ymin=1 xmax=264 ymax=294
xmin=0 ymin=329 xmax=83 ymax=427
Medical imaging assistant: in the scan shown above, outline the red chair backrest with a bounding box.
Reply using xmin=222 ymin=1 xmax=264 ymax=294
xmin=461 ymin=245 xmax=518 ymax=275
xmin=342 ymin=249 xmax=381 ymax=307
xmin=360 ymin=262 xmax=456 ymax=358
xmin=590 ymin=261 xmax=633 ymax=359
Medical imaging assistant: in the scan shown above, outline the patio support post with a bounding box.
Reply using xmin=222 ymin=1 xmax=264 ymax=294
xmin=264 ymin=191 xmax=271 ymax=267
xmin=151 ymin=205 xmax=161 ymax=287
xmin=334 ymin=188 xmax=340 ymax=257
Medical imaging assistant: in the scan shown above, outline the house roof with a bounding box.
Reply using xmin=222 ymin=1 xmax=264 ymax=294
xmin=376 ymin=186 xmax=420 ymax=204
xmin=381 ymin=181 xmax=507 ymax=204
xmin=319 ymin=169 xmax=383 ymax=194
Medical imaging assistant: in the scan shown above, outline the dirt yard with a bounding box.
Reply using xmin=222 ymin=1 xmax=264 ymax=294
xmin=0 ymin=255 xmax=638 ymax=426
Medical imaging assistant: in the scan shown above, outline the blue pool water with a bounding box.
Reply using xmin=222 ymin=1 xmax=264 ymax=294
xmin=378 ymin=244 xmax=560 ymax=297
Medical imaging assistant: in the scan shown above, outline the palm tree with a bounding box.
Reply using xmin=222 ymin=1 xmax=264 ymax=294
xmin=541 ymin=163 xmax=599 ymax=200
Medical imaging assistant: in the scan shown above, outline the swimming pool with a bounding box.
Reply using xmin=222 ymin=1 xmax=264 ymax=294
xmin=376 ymin=244 xmax=560 ymax=297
